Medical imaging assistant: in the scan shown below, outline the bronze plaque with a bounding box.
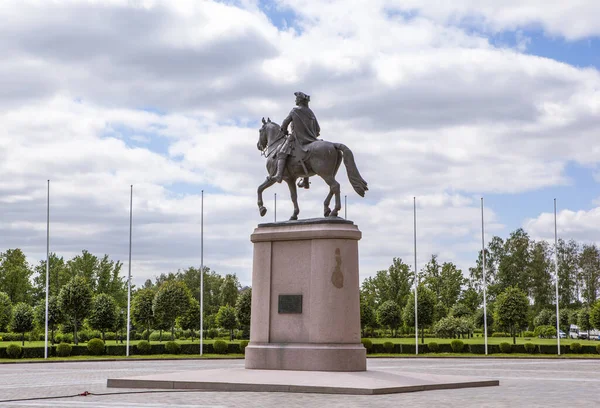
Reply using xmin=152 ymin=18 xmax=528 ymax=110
xmin=278 ymin=294 xmax=303 ymax=314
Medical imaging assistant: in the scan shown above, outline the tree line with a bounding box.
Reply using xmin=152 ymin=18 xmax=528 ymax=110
xmin=360 ymin=228 xmax=600 ymax=344
xmin=0 ymin=249 xmax=250 ymax=345
xmin=1 ymin=227 xmax=600 ymax=347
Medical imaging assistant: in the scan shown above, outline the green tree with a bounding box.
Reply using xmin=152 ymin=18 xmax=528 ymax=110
xmin=422 ymin=254 xmax=443 ymax=301
xmin=533 ymin=309 xmax=556 ymax=328
xmin=32 ymin=253 xmax=69 ymax=302
xmin=473 ymin=306 xmax=494 ymax=336
xmin=449 ymin=303 xmax=472 ymax=318
xmin=178 ymin=298 xmax=201 ymax=341
xmin=439 ymin=262 xmax=465 ymax=310
xmin=0 ymin=292 xmax=12 ymax=332
xmin=34 ymin=296 xmax=63 ymax=344
xmin=403 ymin=285 xmax=436 ymax=343
xmin=361 ymin=257 xmax=413 ymax=310
xmin=11 ymin=302 xmax=34 ymax=345
xmin=216 ymin=304 xmax=237 ymax=340
xmin=590 ymin=300 xmax=600 ymax=330
xmin=132 ymin=288 xmax=155 ymax=339
xmin=496 ymin=229 xmax=531 ymax=295
xmin=152 ymin=280 xmax=191 ymax=340
xmin=96 ymin=255 xmax=127 ymax=307
xmin=360 ymin=295 xmax=377 ymax=336
xmin=0 ymin=248 xmax=34 ymax=304
xmin=66 ymin=250 xmax=100 ymax=289
xmin=527 ymin=241 xmax=554 ymax=312
xmin=220 ymin=274 xmax=241 ymax=307
xmin=579 ymin=244 xmax=600 ymax=306
xmin=58 ymin=276 xmax=93 ymax=345
xmin=556 ymin=239 xmax=580 ymax=308
xmin=577 ymin=308 xmax=592 ymax=333
xmin=88 ymin=293 xmax=118 ymax=341
xmin=494 ymin=286 xmax=529 ymax=344
xmin=235 ymin=288 xmax=252 ymax=336
xmin=458 ymin=282 xmax=482 ymax=312
xmin=376 ymin=300 xmax=401 ymax=336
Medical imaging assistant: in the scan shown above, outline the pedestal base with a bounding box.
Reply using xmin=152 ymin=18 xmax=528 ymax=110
xmin=245 ymin=343 xmax=366 ymax=371
xmin=107 ymin=367 xmax=500 ymax=395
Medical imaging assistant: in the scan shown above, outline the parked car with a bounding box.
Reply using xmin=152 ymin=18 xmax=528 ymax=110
xmin=559 ymin=330 xmax=567 ymax=339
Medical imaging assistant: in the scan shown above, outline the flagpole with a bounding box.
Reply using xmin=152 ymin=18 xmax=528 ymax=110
xmin=344 ymin=195 xmax=347 ymax=219
xmin=481 ymin=197 xmax=488 ymax=355
xmin=414 ymin=196 xmax=418 ymax=355
xmin=200 ymin=190 xmax=204 ymax=356
xmin=126 ymin=185 xmax=133 ymax=357
xmin=555 ymin=198 xmax=560 ymax=355
xmin=274 ymin=193 xmax=277 ymax=222
xmin=44 ymin=180 xmax=50 ymax=359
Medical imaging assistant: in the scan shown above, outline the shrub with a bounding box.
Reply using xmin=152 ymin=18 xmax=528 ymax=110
xmin=136 ymin=340 xmax=151 ymax=355
xmin=213 ymin=340 xmax=228 ymax=354
xmin=450 ymin=339 xmax=464 ymax=352
xmin=428 ymin=342 xmax=439 ymax=352
xmin=522 ymin=331 xmax=535 ymax=338
xmin=87 ymin=338 xmax=105 ymax=356
xmin=55 ymin=342 xmax=72 ymax=357
xmin=383 ymin=341 xmax=394 ymax=353
xmin=240 ymin=340 xmax=249 ymax=354
xmin=491 ymin=332 xmax=509 ymax=337
xmin=361 ymin=338 xmax=373 ymax=352
xmin=6 ymin=344 xmax=22 ymax=358
xmin=499 ymin=342 xmax=512 ymax=353
xmin=597 ymin=344 xmax=600 ymax=354
xmin=524 ymin=343 xmax=536 ymax=353
xmin=570 ymin=342 xmax=582 ymax=353
xmin=165 ymin=341 xmax=181 ymax=354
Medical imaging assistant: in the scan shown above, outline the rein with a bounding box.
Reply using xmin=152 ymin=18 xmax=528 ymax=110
xmin=260 ymin=127 xmax=285 ymax=158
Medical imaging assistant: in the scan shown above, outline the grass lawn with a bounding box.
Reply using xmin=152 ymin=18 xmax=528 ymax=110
xmin=368 ymin=336 xmax=600 ymax=346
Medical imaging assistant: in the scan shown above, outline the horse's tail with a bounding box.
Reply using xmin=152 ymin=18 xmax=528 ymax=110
xmin=334 ymin=143 xmax=368 ymax=197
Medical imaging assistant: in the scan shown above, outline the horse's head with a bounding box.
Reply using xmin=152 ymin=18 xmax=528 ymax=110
xmin=257 ymin=117 xmax=280 ymax=151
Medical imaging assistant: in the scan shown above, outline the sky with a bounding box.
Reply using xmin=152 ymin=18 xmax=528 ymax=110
xmin=1 ymin=0 xmax=599 ymax=289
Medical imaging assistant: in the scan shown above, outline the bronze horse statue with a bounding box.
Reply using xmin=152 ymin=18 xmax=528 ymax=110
xmin=256 ymin=117 xmax=368 ymax=220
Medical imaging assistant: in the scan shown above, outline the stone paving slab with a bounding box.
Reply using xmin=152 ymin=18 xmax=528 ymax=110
xmin=1 ymin=358 xmax=599 ymax=407
xmin=107 ymin=367 xmax=499 ymax=395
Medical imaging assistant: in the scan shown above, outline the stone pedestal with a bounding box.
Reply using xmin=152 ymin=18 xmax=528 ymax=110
xmin=244 ymin=217 xmax=366 ymax=372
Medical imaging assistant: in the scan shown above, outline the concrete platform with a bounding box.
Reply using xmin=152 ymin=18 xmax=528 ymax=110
xmin=106 ymin=368 xmax=500 ymax=395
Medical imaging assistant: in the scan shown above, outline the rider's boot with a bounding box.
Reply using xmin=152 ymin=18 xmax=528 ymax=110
xmin=273 ymin=158 xmax=286 ymax=183
xmin=298 ymin=177 xmax=310 ymax=189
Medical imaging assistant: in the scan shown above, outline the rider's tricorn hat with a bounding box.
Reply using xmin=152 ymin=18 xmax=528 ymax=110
xmin=294 ymin=91 xmax=310 ymax=102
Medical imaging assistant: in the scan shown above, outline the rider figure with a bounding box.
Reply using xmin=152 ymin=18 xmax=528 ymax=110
xmin=271 ymin=91 xmax=320 ymax=188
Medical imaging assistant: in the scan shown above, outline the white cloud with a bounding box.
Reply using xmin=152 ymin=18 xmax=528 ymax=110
xmin=1 ymin=0 xmax=599 ymax=290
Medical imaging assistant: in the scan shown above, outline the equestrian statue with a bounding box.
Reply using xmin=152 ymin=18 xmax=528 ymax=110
xmin=256 ymin=91 xmax=368 ymax=220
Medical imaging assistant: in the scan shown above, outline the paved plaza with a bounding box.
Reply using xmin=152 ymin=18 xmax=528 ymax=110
xmin=0 ymin=357 xmax=598 ymax=407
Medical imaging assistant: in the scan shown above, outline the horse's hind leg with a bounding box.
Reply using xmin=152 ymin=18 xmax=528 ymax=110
xmin=322 ymin=175 xmax=341 ymax=217
xmin=286 ymin=178 xmax=300 ymax=220
xmin=324 ymin=190 xmax=333 ymax=217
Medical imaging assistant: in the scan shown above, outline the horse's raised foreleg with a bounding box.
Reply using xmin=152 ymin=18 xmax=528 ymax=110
xmin=257 ymin=177 xmax=276 ymax=217
xmin=286 ymin=178 xmax=300 ymax=220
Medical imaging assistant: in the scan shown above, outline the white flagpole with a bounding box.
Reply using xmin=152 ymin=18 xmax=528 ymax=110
xmin=413 ymin=196 xmax=418 ymax=355
xmin=481 ymin=197 xmax=488 ymax=356
xmin=44 ymin=180 xmax=50 ymax=359
xmin=126 ymin=185 xmax=133 ymax=357
xmin=554 ymin=198 xmax=560 ymax=355
xmin=274 ymin=193 xmax=277 ymax=222
xmin=344 ymin=195 xmax=347 ymax=219
xmin=200 ymin=190 xmax=204 ymax=356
